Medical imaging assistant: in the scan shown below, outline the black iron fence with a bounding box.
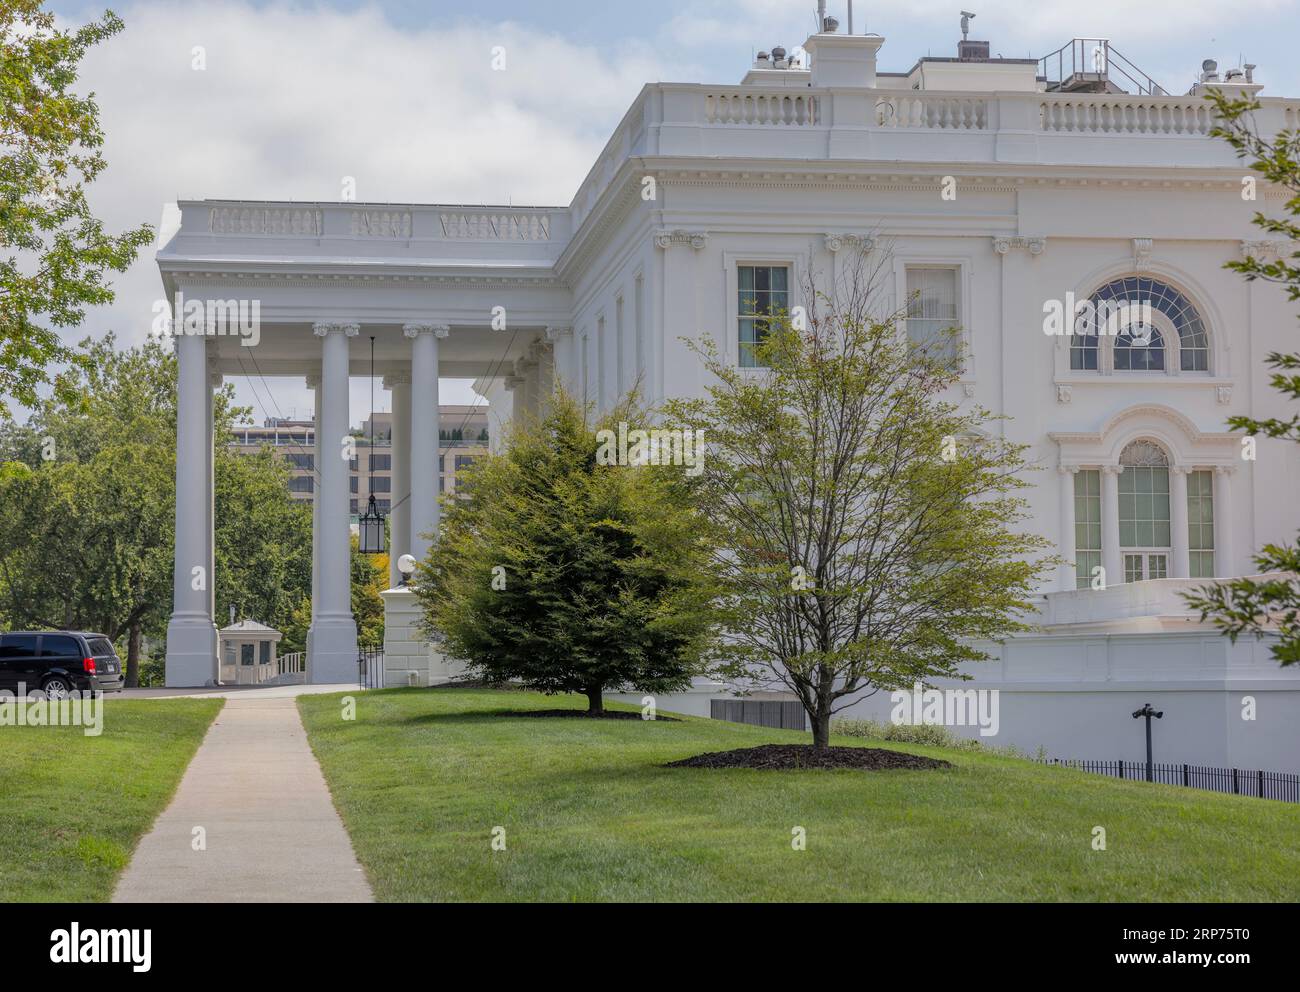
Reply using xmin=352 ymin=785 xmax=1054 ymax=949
xmin=357 ymin=644 xmax=384 ymax=690
xmin=711 ymin=698 xmax=807 ymax=731
xmin=1041 ymin=758 xmax=1300 ymax=803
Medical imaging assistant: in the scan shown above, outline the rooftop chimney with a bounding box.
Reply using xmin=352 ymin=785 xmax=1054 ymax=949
xmin=803 ymin=31 xmax=885 ymax=88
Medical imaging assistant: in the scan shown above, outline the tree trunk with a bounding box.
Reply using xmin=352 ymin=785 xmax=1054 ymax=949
xmin=125 ymin=622 xmax=142 ymax=688
xmin=585 ymin=684 xmax=605 ymax=715
xmin=811 ymin=707 xmax=831 ymax=750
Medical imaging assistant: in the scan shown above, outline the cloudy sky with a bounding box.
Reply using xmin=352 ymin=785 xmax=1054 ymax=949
xmin=44 ymin=0 xmax=1300 ymax=422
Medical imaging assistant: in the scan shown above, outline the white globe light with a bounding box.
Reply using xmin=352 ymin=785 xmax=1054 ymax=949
xmin=397 ymin=554 xmax=417 ymax=576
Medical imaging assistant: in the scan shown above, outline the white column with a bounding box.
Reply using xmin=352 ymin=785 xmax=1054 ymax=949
xmin=206 ymin=353 xmax=219 ymax=634
xmin=165 ymin=331 xmax=219 ymax=686
xmin=1170 ymin=466 xmax=1191 ymax=578
xmin=385 ymin=371 xmax=412 ymax=587
xmin=545 ymin=326 xmax=573 ymax=398
xmin=514 ymin=354 xmax=537 ymax=421
xmin=406 ymin=323 xmax=447 ymax=564
xmin=504 ymin=375 xmax=526 ymax=431
xmin=306 ymin=374 xmax=321 ymax=661
xmin=1058 ymin=465 xmax=1077 ymax=591
xmin=1102 ymin=464 xmax=1123 ymax=588
xmin=1215 ymin=466 xmax=1236 ymax=577
xmin=308 ymin=322 xmax=359 ymax=682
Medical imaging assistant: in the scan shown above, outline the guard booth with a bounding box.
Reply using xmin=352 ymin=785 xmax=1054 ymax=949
xmin=218 ymin=620 xmax=283 ymax=686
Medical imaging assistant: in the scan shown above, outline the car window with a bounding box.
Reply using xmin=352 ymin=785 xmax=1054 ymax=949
xmin=87 ymin=637 xmax=117 ymax=658
xmin=40 ymin=635 xmax=82 ymax=658
xmin=1 ymin=634 xmax=39 ymax=659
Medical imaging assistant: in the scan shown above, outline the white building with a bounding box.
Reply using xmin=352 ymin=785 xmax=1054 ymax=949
xmin=158 ymin=21 xmax=1300 ymax=769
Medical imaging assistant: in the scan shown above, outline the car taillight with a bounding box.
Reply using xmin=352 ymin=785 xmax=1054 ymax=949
xmin=83 ymin=657 xmax=96 ymax=674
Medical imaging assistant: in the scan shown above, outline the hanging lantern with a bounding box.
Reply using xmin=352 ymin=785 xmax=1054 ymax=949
xmin=358 ymin=335 xmax=387 ymax=556
xmin=358 ymin=494 xmax=386 ymax=555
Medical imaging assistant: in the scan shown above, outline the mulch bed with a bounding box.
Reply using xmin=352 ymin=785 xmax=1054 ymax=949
xmin=664 ymin=744 xmax=951 ymax=771
xmin=502 ymin=709 xmax=681 ymax=722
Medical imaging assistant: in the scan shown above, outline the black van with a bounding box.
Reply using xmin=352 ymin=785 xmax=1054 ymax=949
xmin=0 ymin=631 xmax=125 ymax=696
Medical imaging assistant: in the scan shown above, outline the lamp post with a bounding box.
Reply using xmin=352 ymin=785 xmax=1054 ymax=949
xmin=1132 ymin=702 xmax=1164 ymax=782
xmin=396 ymin=553 xmax=417 ymax=587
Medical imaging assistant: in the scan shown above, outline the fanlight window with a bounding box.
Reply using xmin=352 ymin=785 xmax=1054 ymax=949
xmin=1070 ymin=276 xmax=1209 ymax=372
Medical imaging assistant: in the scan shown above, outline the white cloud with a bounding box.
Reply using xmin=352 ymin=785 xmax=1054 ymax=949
xmin=66 ymin=1 xmax=698 ymax=418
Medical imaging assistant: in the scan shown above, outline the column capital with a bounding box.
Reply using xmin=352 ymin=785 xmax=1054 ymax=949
xmin=1214 ymin=464 xmax=1237 ymax=477
xmin=1170 ymin=465 xmax=1192 ymax=476
xmin=1057 ymin=463 xmax=1079 ymax=475
xmin=544 ymin=325 xmax=573 ymax=342
xmin=403 ymin=322 xmax=450 ymax=339
xmin=503 ymin=376 xmax=526 ymax=392
xmin=313 ymin=321 xmax=360 ymax=337
xmin=1101 ymin=464 xmax=1124 ymax=476
xmin=305 ymin=373 xmax=321 ymax=389
xmin=383 ymin=371 xmax=412 ymax=388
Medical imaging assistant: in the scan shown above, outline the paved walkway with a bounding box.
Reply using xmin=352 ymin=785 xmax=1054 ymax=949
xmin=113 ymin=693 xmax=373 ymax=903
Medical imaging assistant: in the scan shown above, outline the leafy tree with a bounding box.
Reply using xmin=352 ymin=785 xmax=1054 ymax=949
xmin=0 ymin=3 xmax=153 ymax=416
xmin=351 ymin=536 xmax=386 ymax=646
xmin=664 ymin=253 xmax=1056 ymax=748
xmin=1181 ymin=91 xmax=1300 ymax=665
xmin=416 ymin=389 xmax=720 ymax=714
xmin=0 ymin=335 xmax=313 ymax=684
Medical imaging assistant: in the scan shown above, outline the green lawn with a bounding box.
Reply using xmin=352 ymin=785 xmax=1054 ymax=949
xmin=299 ymin=687 xmax=1300 ymax=902
xmin=0 ymin=697 xmax=223 ymax=902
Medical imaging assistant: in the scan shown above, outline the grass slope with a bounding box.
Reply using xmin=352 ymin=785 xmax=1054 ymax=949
xmin=299 ymin=688 xmax=1300 ymax=902
xmin=0 ymin=698 xmax=223 ymax=902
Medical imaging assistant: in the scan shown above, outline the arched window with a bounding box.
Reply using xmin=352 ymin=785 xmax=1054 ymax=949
xmin=1118 ymin=440 xmax=1171 ymax=581
xmin=1085 ymin=276 xmax=1210 ymax=372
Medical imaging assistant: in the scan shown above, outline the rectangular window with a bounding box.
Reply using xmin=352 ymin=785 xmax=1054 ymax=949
xmin=905 ymin=267 xmax=960 ymax=369
xmin=369 ymin=453 xmax=391 ymax=472
xmin=579 ymin=331 xmax=589 ymax=407
xmin=615 ymin=295 xmax=625 ymax=395
xmin=259 ymin=641 xmax=271 ymax=665
xmin=634 ymin=274 xmax=645 ymax=380
xmin=289 ymin=476 xmax=314 ymax=494
xmin=1118 ymin=466 xmax=1170 ymax=548
xmin=1074 ymin=470 xmax=1101 ymax=589
xmin=1188 ymin=469 xmax=1216 ymax=577
xmin=286 ymin=453 xmax=314 ymax=470
xmin=597 ymin=315 xmax=606 ymax=408
xmin=369 ymin=477 xmax=391 ymax=493
xmin=738 ymin=264 xmax=789 ymax=368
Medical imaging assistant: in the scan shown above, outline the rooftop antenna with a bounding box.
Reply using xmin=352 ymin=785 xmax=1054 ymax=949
xmin=961 ymin=10 xmax=976 ymax=41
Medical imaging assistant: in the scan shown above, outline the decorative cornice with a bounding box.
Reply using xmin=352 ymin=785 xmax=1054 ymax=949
xmin=824 ymin=233 xmax=875 ymax=253
xmin=654 ymin=229 xmax=708 ymax=250
xmin=1133 ymin=238 xmax=1154 ymax=271
xmin=992 ymin=236 xmax=1046 ymax=256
